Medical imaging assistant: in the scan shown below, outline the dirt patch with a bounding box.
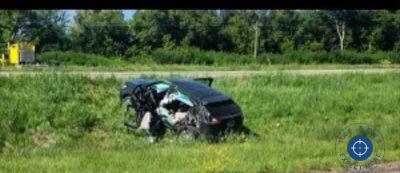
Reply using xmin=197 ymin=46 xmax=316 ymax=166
xmin=30 ymin=132 xmax=55 ymax=148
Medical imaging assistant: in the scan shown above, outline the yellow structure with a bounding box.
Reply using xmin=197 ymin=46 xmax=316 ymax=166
xmin=1 ymin=42 xmax=36 ymax=65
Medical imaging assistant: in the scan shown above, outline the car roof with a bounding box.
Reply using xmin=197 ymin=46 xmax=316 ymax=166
xmin=126 ymin=78 xmax=158 ymax=87
xmin=167 ymin=78 xmax=231 ymax=104
xmin=125 ymin=78 xmax=231 ymax=104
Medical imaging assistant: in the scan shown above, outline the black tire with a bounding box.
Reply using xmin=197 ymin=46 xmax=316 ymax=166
xmin=200 ymin=132 xmax=219 ymax=143
xmin=177 ymin=126 xmax=200 ymax=140
xmin=148 ymin=116 xmax=167 ymax=139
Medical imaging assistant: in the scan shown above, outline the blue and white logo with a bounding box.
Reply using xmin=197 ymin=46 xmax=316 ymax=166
xmin=335 ymin=123 xmax=385 ymax=172
xmin=347 ymin=135 xmax=373 ymax=161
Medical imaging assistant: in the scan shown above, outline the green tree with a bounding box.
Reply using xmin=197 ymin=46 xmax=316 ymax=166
xmin=129 ymin=10 xmax=221 ymax=52
xmin=319 ymin=10 xmax=357 ymax=51
xmin=261 ymin=10 xmax=302 ymax=53
xmin=0 ymin=10 xmax=24 ymax=42
xmin=375 ymin=10 xmax=400 ymax=51
xmin=0 ymin=10 xmax=69 ymax=51
xmin=71 ymin=10 xmax=130 ymax=56
xmin=176 ymin=10 xmax=221 ymax=50
xmin=129 ymin=10 xmax=173 ymax=51
xmin=219 ymin=10 xmax=257 ymax=53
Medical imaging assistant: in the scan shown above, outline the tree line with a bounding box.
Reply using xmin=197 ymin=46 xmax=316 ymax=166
xmin=1 ymin=10 xmax=400 ymax=57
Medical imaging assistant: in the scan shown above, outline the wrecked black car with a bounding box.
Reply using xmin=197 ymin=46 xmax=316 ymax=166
xmin=120 ymin=77 xmax=244 ymax=142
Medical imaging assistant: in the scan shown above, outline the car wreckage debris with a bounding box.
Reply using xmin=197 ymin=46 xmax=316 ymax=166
xmin=120 ymin=78 xmax=245 ymax=142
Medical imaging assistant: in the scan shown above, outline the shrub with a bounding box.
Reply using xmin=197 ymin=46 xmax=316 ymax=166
xmin=374 ymin=51 xmax=400 ymax=63
xmin=37 ymin=51 xmax=128 ymax=67
xmin=252 ymin=50 xmax=379 ymax=64
xmin=327 ymin=50 xmax=379 ymax=64
xmin=390 ymin=54 xmax=400 ymax=63
xmin=37 ymin=48 xmax=399 ymax=66
xmin=149 ymin=47 xmax=253 ymax=65
xmin=306 ymin=41 xmax=324 ymax=52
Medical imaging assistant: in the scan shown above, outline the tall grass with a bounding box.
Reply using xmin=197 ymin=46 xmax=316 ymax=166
xmin=0 ymin=73 xmax=399 ymax=172
xmin=0 ymin=75 xmax=122 ymax=149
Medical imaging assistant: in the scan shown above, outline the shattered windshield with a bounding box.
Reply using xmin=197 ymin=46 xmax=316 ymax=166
xmin=153 ymin=83 xmax=170 ymax=93
xmin=169 ymin=91 xmax=194 ymax=107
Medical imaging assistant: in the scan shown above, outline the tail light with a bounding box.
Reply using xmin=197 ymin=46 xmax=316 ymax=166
xmin=209 ymin=118 xmax=220 ymax=125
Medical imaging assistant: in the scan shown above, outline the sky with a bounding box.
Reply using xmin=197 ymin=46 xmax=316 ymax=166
xmin=65 ymin=10 xmax=136 ymax=23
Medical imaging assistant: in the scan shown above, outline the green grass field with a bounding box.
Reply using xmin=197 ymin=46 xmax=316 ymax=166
xmin=0 ymin=73 xmax=399 ymax=172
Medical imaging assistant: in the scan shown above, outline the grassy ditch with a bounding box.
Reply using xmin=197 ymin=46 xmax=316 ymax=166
xmin=0 ymin=73 xmax=399 ymax=172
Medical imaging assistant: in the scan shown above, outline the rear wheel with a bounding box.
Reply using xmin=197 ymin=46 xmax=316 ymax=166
xmin=177 ymin=126 xmax=200 ymax=140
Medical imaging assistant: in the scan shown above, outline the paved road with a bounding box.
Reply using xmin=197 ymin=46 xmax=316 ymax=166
xmin=0 ymin=68 xmax=399 ymax=78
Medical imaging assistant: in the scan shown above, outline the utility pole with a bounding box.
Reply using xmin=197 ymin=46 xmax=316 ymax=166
xmin=253 ymin=10 xmax=262 ymax=60
xmin=253 ymin=24 xmax=258 ymax=59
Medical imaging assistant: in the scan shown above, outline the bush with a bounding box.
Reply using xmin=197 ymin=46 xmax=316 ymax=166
xmin=257 ymin=50 xmax=379 ymax=64
xmin=373 ymin=51 xmax=400 ymax=63
xmin=327 ymin=50 xmax=379 ymax=64
xmin=390 ymin=54 xmax=400 ymax=63
xmin=37 ymin=48 xmax=399 ymax=66
xmin=306 ymin=41 xmax=324 ymax=52
xmin=148 ymin=47 xmax=253 ymax=65
xmin=37 ymin=51 xmax=128 ymax=67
